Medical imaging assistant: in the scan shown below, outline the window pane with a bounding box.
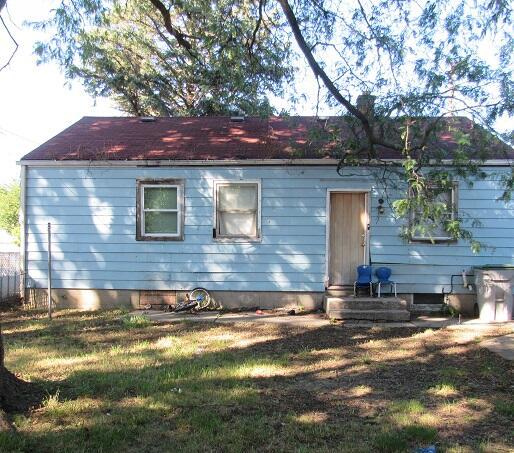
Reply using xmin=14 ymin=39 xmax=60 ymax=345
xmin=412 ymin=187 xmax=454 ymax=238
xmin=420 ymin=221 xmax=448 ymax=238
xmin=145 ymin=212 xmax=178 ymax=234
xmin=144 ymin=187 xmax=177 ymax=209
xmin=219 ymin=212 xmax=256 ymax=236
xmin=426 ymin=189 xmax=451 ymax=209
xmin=218 ymin=184 xmax=257 ymax=210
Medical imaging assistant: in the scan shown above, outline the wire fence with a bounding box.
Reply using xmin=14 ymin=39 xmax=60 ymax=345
xmin=0 ymin=252 xmax=24 ymax=306
xmin=25 ymin=285 xmax=49 ymax=310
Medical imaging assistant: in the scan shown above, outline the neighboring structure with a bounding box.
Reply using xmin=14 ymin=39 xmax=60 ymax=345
xmin=0 ymin=230 xmax=21 ymax=304
xmin=0 ymin=230 xmax=18 ymax=253
xmin=18 ymin=116 xmax=514 ymax=315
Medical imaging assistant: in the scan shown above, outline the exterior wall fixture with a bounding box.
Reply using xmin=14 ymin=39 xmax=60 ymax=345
xmin=377 ymin=198 xmax=385 ymax=215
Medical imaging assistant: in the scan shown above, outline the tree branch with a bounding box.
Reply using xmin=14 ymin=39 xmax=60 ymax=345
xmin=356 ymin=0 xmax=399 ymax=87
xmin=0 ymin=14 xmax=18 ymax=72
xmin=147 ymin=0 xmax=197 ymax=58
xmin=277 ymin=0 xmax=405 ymax=155
xmin=249 ymin=0 xmax=265 ymax=55
xmin=276 ymin=0 xmax=372 ymax=134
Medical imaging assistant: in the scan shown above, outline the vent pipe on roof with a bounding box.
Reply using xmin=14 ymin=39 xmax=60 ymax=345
xmin=356 ymin=94 xmax=376 ymax=118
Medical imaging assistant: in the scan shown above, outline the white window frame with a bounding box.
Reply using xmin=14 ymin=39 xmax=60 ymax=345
xmin=213 ymin=180 xmax=261 ymax=242
xmin=410 ymin=182 xmax=458 ymax=242
xmin=136 ymin=179 xmax=184 ymax=241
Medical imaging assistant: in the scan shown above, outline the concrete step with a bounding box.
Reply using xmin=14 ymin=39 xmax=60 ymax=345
xmin=410 ymin=304 xmax=446 ymax=314
xmin=324 ymin=296 xmax=409 ymax=311
xmin=327 ymin=309 xmax=411 ymax=321
xmin=326 ymin=286 xmax=354 ymax=297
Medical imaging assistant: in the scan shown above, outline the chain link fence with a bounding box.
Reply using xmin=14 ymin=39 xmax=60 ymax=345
xmin=0 ymin=252 xmax=24 ymax=306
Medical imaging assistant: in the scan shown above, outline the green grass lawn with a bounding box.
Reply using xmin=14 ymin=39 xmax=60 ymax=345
xmin=0 ymin=309 xmax=513 ymax=452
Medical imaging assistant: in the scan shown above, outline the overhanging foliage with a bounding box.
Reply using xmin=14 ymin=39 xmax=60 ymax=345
xmin=32 ymin=0 xmax=514 ymax=249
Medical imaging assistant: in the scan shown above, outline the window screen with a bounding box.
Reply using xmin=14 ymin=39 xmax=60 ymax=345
xmin=215 ymin=182 xmax=260 ymax=239
xmin=143 ymin=187 xmax=178 ymax=234
xmin=137 ymin=180 xmax=184 ymax=240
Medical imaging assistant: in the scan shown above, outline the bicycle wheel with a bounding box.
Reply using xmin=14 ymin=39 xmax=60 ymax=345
xmin=189 ymin=287 xmax=211 ymax=310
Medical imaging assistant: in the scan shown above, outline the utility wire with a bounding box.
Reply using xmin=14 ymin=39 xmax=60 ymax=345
xmin=0 ymin=126 xmax=37 ymax=144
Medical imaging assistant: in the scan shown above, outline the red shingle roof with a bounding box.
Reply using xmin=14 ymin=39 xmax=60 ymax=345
xmin=21 ymin=116 xmax=512 ymax=162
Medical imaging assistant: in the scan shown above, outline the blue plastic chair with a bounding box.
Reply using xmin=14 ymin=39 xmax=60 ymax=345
xmin=353 ymin=265 xmax=373 ymax=296
xmin=375 ymin=267 xmax=397 ymax=297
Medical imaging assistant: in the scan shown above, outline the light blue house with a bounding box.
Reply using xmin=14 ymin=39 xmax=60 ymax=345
xmin=19 ymin=116 xmax=514 ymax=316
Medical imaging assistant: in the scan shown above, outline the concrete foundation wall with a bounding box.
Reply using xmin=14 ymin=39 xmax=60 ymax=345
xmin=29 ymin=287 xmax=481 ymax=317
xmin=39 ymin=288 xmax=140 ymax=310
xmin=204 ymin=291 xmax=323 ymax=311
xmin=34 ymin=288 xmax=324 ymax=312
xmin=397 ymin=293 xmax=413 ymax=308
xmin=446 ymin=294 xmax=477 ymax=317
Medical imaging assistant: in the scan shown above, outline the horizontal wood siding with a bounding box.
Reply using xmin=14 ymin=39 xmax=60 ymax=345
xmin=25 ymin=166 xmax=514 ymax=294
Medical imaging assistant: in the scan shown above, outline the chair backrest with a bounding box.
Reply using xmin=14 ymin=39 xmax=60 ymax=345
xmin=356 ymin=265 xmax=372 ymax=283
xmin=375 ymin=267 xmax=392 ymax=282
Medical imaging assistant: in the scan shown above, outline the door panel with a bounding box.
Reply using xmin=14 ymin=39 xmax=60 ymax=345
xmin=329 ymin=192 xmax=367 ymax=285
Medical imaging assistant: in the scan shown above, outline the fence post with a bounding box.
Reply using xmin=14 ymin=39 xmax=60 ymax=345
xmin=48 ymin=222 xmax=52 ymax=319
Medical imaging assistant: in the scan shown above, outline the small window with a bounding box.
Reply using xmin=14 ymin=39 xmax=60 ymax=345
xmin=410 ymin=183 xmax=457 ymax=242
xmin=136 ymin=179 xmax=184 ymax=241
xmin=214 ymin=181 xmax=261 ymax=240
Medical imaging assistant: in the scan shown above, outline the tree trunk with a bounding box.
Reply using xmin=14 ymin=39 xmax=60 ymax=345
xmin=0 ymin=325 xmax=42 ymax=430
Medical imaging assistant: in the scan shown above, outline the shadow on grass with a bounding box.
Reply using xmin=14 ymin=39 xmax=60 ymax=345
xmin=1 ymin=316 xmax=513 ymax=452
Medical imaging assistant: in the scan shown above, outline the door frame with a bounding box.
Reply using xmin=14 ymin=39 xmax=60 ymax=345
xmin=324 ymin=189 xmax=371 ymax=288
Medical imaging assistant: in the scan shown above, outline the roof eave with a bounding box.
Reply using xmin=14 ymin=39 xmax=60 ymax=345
xmin=17 ymin=158 xmax=513 ymax=167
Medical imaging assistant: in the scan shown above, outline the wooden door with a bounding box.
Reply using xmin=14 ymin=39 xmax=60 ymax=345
xmin=328 ymin=192 xmax=368 ymax=286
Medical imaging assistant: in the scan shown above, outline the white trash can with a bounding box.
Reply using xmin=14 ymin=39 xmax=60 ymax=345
xmin=474 ymin=266 xmax=513 ymax=322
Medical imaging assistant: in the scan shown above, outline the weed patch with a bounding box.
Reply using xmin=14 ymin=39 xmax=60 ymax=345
xmin=428 ymin=382 xmax=459 ymax=397
xmin=494 ymin=400 xmax=514 ymax=418
xmin=374 ymin=425 xmax=437 ymax=453
xmin=120 ymin=314 xmax=151 ymax=329
xmin=374 ymin=430 xmax=408 ymax=452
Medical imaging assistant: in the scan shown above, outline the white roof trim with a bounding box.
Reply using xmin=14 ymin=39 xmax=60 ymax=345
xmin=18 ymin=159 xmax=341 ymax=167
xmin=18 ymin=158 xmax=513 ymax=167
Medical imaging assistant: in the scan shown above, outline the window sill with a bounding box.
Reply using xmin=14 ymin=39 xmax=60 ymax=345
xmin=213 ymin=237 xmax=262 ymax=243
xmin=410 ymin=237 xmax=457 ymax=244
xmin=136 ymin=235 xmax=184 ymax=241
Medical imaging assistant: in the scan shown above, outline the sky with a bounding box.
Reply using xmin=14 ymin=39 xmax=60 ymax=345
xmin=0 ymin=1 xmax=323 ymax=186
xmin=0 ymin=1 xmax=122 ymax=185
xmin=0 ymin=2 xmax=510 ymax=187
